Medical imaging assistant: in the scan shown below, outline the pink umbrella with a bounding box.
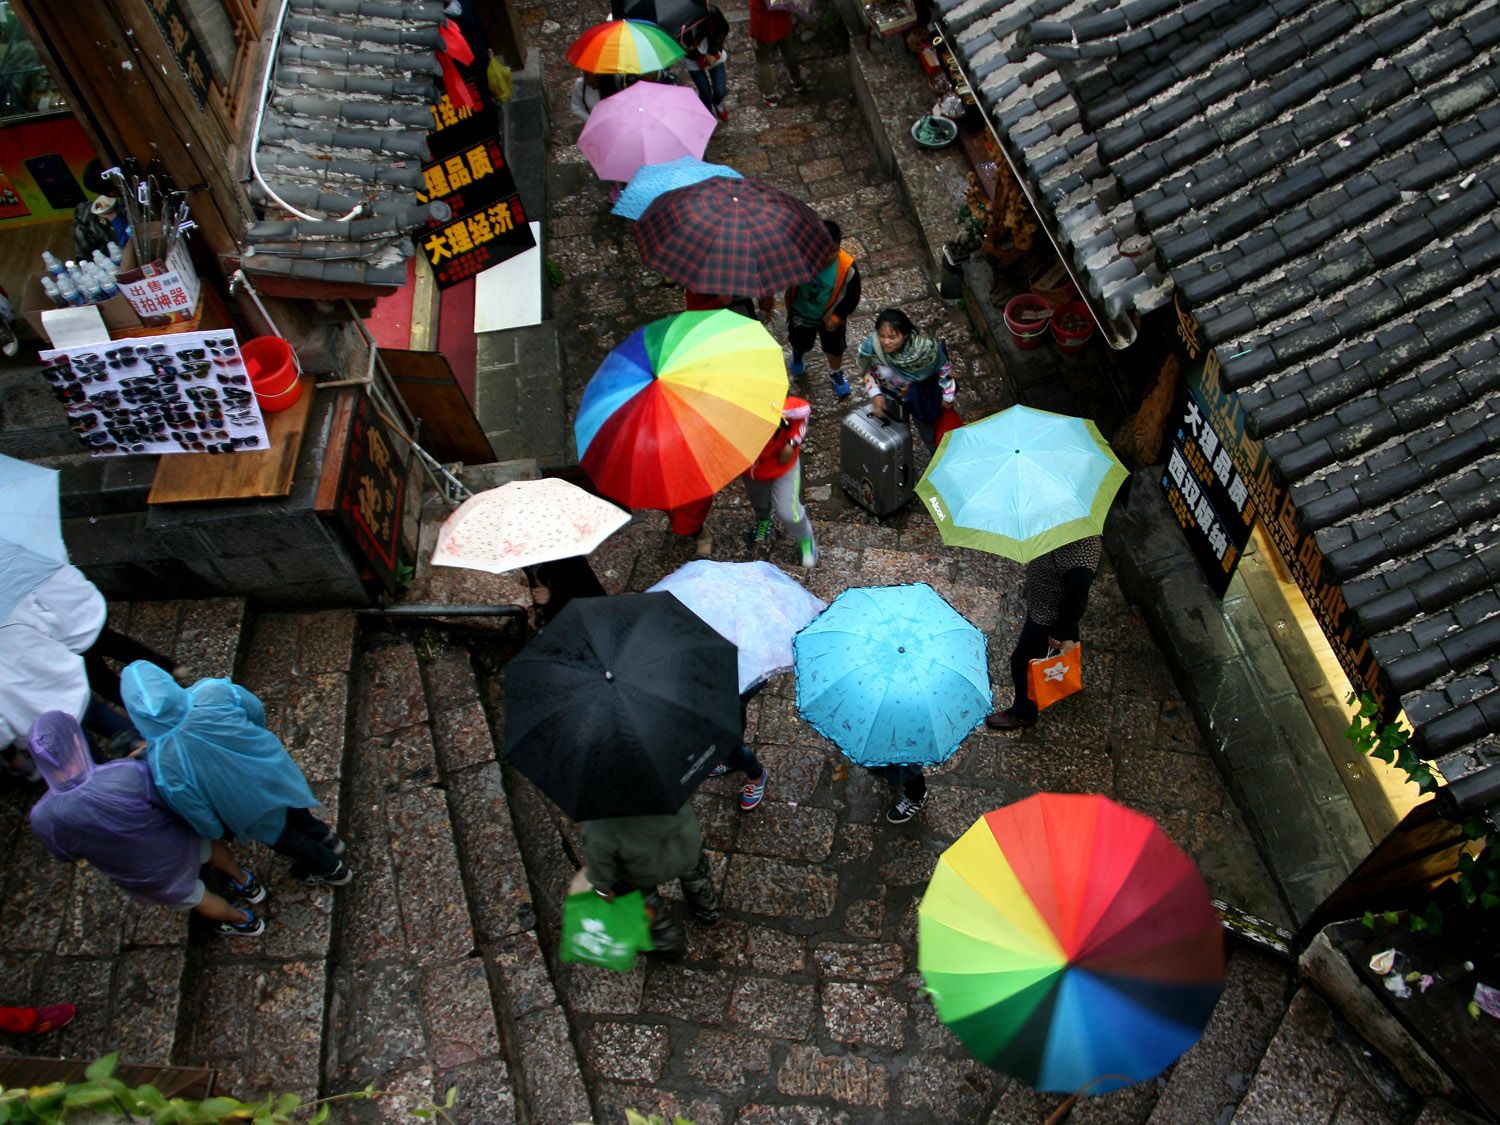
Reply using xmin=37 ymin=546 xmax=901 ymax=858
xmin=577 ymin=81 xmax=717 ymax=183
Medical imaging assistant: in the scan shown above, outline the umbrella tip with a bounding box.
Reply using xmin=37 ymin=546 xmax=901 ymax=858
xmin=898 ymin=646 xmax=906 ymax=654
xmin=605 ymin=670 xmax=615 ymax=682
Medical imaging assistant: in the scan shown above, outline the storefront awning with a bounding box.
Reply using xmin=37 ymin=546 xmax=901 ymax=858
xmin=936 ymin=0 xmax=1500 ymax=766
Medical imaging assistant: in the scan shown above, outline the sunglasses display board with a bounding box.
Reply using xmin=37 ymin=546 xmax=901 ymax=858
xmin=39 ymin=330 xmax=270 ymax=457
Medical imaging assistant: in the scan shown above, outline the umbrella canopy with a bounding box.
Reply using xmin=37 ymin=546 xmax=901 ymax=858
xmin=793 ymin=583 xmax=989 ymax=767
xmin=919 ymin=794 xmax=1225 ymax=1094
xmin=503 ymin=592 xmax=742 ymax=820
xmin=612 ymin=156 xmax=742 ymax=221
xmin=621 ymin=0 xmax=708 ymax=37
xmin=566 ymin=18 xmax=685 ymax=74
xmin=0 ymin=453 xmax=68 ymax=622
xmin=430 ymin=477 xmax=632 ymax=576
xmin=635 ymin=175 xmax=836 ymax=296
xmin=577 ymin=81 xmax=716 ymax=183
xmin=915 ymin=405 xmax=1128 ymax=563
xmin=647 ymin=560 xmax=827 ymax=693
xmin=575 ymin=309 xmax=786 ymax=511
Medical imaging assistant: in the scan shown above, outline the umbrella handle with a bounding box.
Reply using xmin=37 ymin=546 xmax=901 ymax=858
xmin=1043 ymin=1075 xmax=1135 ymax=1124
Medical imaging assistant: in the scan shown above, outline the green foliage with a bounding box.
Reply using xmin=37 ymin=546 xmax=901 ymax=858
xmin=545 ymin=258 xmax=564 ymax=287
xmin=0 ymin=1055 xmax=458 ymax=1123
xmin=623 ymin=1112 xmax=696 ymax=1125
xmin=1348 ymin=692 xmax=1498 ymax=934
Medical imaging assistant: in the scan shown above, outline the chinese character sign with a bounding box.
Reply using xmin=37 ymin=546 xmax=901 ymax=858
xmin=416 ymin=99 xmax=535 ymax=288
xmin=39 ymin=330 xmax=269 ymax=457
xmin=333 ymin=392 xmax=406 ymax=594
xmin=145 ymin=0 xmax=212 ymax=106
xmin=1161 ymin=382 xmax=1254 ymax=596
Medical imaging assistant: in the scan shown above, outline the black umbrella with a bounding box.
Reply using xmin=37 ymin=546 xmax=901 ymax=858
xmin=503 ymin=591 xmax=741 ymax=821
xmin=620 ymin=0 xmax=709 ymax=38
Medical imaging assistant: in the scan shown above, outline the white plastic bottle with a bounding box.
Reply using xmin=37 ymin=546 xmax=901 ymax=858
xmin=40 ymin=275 xmax=63 ymax=307
xmin=55 ymin=274 xmax=86 ymax=307
xmin=106 ymin=241 xmax=122 ymax=266
xmin=41 ymin=250 xmax=67 ymax=281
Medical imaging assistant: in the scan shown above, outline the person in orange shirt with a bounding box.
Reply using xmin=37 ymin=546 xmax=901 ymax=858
xmin=744 ymin=396 xmax=816 ymax=568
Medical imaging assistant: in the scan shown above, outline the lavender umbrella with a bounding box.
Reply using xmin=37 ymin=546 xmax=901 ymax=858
xmin=577 ymin=81 xmax=717 ymax=183
xmin=27 ymin=710 xmax=205 ymax=907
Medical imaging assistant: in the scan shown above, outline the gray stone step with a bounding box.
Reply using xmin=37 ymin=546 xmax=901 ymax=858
xmin=175 ymin=609 xmax=356 ymax=1100
xmin=1231 ymin=987 xmax=1417 ymax=1124
xmin=0 ymin=598 xmax=247 ymax=1069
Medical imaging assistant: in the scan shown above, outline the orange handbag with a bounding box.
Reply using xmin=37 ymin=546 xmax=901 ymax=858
xmin=1027 ymin=645 xmax=1082 ymax=711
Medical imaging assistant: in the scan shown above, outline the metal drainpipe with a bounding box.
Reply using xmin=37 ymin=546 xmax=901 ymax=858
xmin=932 ymin=33 xmax=1136 ymax=350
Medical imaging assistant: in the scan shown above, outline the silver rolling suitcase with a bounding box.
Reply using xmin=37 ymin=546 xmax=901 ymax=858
xmin=840 ymin=404 xmax=914 ymax=517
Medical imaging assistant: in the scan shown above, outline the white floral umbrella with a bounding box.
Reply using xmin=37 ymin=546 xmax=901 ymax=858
xmin=431 ymin=478 xmax=631 ymax=575
xmin=648 ymin=560 xmax=827 ymax=693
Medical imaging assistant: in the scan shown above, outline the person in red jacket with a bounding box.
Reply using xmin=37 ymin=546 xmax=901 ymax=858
xmin=747 ymin=0 xmax=804 ymax=107
xmin=744 ymin=396 xmax=816 ymax=567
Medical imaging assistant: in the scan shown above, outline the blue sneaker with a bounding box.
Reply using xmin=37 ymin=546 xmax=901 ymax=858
xmin=214 ymin=908 xmax=265 ymax=937
xmin=226 ymin=868 xmax=266 ymax=905
xmin=740 ymin=769 xmax=768 ymax=811
xmin=788 ymin=356 xmax=805 ymax=378
xmin=830 ymin=372 xmax=852 ymax=398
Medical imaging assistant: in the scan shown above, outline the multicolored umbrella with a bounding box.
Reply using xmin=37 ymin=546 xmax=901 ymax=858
xmin=577 ymin=81 xmax=717 ymax=183
xmin=612 ymin=156 xmax=743 ymax=221
xmin=635 ymin=175 xmax=836 ymax=296
xmin=648 ymin=560 xmax=827 ymax=693
xmin=566 ymin=18 xmax=685 ymax=74
xmin=430 ymin=477 xmax=631 ymax=576
xmin=621 ymin=0 xmax=708 ymax=37
xmin=915 ymin=405 xmax=1127 ymax=563
xmin=793 ymin=583 xmax=989 ymax=767
xmin=919 ymin=794 xmax=1225 ymax=1094
xmin=575 ymin=309 xmax=786 ymax=511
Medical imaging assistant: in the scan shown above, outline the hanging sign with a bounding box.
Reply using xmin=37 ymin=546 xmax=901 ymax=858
xmin=144 ymin=0 xmax=212 ymax=107
xmin=415 ymin=92 xmax=535 ymax=288
xmin=1161 ymin=378 xmax=1254 ymax=597
xmin=332 ymin=391 xmax=406 ymax=594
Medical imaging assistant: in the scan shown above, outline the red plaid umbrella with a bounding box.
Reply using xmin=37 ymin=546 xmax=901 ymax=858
xmin=634 ymin=176 xmax=836 ymax=296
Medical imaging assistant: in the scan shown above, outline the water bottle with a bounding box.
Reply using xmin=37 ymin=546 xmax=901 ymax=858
xmin=91 ymin=249 xmax=112 ymax=273
xmin=95 ymin=266 xmax=119 ymax=299
xmin=106 ymin=241 xmax=122 ymax=266
xmin=41 ymin=250 xmax=66 ymax=281
xmin=40 ymin=275 xmax=62 ymax=307
xmin=77 ymin=269 xmax=103 ymax=304
xmin=55 ymin=274 xmax=86 ymax=307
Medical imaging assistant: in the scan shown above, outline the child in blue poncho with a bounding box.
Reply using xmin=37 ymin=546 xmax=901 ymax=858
xmin=122 ymin=662 xmax=350 ymax=887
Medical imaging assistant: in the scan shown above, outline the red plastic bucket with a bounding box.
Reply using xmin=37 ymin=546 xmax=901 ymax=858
xmin=243 ymin=336 xmax=297 ymax=396
xmin=1051 ymin=301 xmax=1096 ymax=354
xmin=255 ymin=375 xmax=303 ymax=414
xmin=242 ymin=336 xmax=301 ymax=412
xmin=1003 ymin=294 xmax=1053 ymax=350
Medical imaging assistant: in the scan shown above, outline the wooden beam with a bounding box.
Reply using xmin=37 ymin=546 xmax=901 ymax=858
xmin=470 ymin=0 xmax=527 ymax=70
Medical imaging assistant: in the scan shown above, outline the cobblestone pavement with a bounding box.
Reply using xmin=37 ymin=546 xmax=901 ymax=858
xmin=501 ymin=1 xmax=1309 ymax=1121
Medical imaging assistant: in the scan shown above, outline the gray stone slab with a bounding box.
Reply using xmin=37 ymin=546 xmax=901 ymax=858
xmin=387 ymin=787 xmax=476 ymax=967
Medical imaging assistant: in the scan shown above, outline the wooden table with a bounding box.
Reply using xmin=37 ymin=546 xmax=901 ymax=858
xmin=147 ymin=385 xmax=316 ymax=505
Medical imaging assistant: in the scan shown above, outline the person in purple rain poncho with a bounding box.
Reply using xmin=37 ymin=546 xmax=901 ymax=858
xmin=27 ymin=711 xmax=267 ymax=937
xmin=122 ymin=662 xmax=350 ymax=887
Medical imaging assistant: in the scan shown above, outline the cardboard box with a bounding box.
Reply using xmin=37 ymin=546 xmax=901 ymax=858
xmin=115 ymin=225 xmax=200 ymax=328
xmin=20 ymin=270 xmax=142 ymax=343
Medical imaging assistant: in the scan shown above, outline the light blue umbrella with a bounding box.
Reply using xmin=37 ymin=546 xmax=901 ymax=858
xmin=0 ymin=453 xmax=67 ymax=621
xmin=793 ymin=583 xmax=990 ymax=768
xmin=648 ymin=559 xmax=826 ymax=694
xmin=915 ymin=405 xmax=1126 ymax=563
xmin=611 ymin=156 xmax=743 ymax=221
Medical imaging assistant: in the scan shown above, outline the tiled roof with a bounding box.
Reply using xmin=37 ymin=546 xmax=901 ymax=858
xmin=937 ymin=0 xmax=1500 ymax=768
xmin=243 ymin=0 xmax=451 ymax=286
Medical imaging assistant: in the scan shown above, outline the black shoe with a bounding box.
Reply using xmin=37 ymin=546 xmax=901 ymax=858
xmin=984 ymin=709 xmax=1036 ymax=732
xmin=886 ymin=792 xmax=927 ymax=824
xmin=296 ymin=859 xmax=353 ymax=886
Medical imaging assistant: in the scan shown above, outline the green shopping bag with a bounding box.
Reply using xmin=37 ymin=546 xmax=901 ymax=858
xmin=559 ymin=889 xmax=654 ymax=972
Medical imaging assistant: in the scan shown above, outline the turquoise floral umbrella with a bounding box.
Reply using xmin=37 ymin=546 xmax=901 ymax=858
xmin=915 ymin=406 xmax=1127 ymax=563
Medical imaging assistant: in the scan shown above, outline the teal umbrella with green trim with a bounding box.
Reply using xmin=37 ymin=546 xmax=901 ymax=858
xmin=914 ymin=406 xmax=1126 ymax=563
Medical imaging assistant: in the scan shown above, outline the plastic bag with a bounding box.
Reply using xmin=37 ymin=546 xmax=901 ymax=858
xmin=559 ymin=889 xmax=654 ymax=972
xmin=1027 ymin=645 xmax=1082 ymax=712
xmin=487 ymin=56 xmax=513 ymax=103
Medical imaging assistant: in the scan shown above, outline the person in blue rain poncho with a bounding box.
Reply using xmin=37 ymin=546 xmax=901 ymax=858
xmin=121 ymin=662 xmax=351 ymax=887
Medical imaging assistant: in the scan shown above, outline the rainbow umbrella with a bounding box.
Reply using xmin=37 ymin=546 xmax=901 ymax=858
xmin=567 ymin=19 xmax=685 ymax=74
xmin=575 ymin=309 xmax=786 ymax=511
xmin=919 ymin=794 xmax=1224 ymax=1094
